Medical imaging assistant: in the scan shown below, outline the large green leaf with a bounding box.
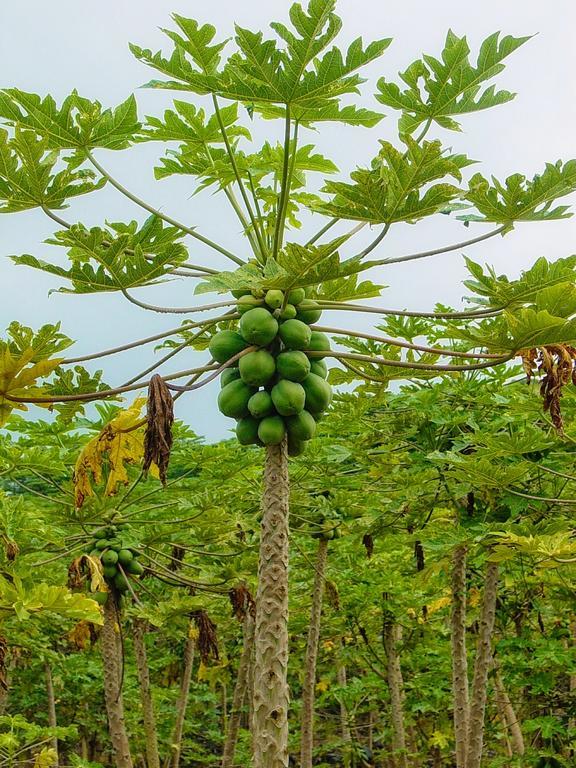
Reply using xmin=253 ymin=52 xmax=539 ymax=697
xmin=376 ymin=30 xmax=530 ymax=132
xmin=0 ymin=129 xmax=105 ymax=213
xmin=0 ymin=90 xmax=140 ymax=151
xmin=314 ymin=137 xmax=465 ymax=224
xmin=12 ymin=219 xmax=189 ymax=293
xmin=461 ymin=162 xmax=576 ymax=225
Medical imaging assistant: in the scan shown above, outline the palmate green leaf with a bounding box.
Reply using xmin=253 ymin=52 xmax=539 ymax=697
xmin=434 ymin=454 xmax=529 ymax=491
xmin=134 ymin=2 xmax=390 ymax=126
xmin=0 ymin=577 xmax=103 ymax=624
xmin=464 ymin=256 xmax=576 ymax=309
xmin=461 ymin=162 xmax=576 ymax=225
xmin=0 ymin=90 xmax=140 ymax=151
xmin=138 ymin=101 xmax=250 ymax=145
xmin=314 ymin=273 xmax=383 ymax=301
xmin=0 ymin=129 xmax=105 ymax=212
xmin=376 ymin=31 xmax=530 ymax=132
xmin=4 ymin=322 xmax=73 ymax=361
xmin=12 ymin=221 xmax=188 ymax=294
xmin=257 ymin=101 xmax=384 ymax=127
xmin=314 ymin=137 xmax=464 ymax=224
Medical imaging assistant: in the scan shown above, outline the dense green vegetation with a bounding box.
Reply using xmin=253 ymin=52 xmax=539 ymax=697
xmin=1 ymin=1 xmax=576 ymax=766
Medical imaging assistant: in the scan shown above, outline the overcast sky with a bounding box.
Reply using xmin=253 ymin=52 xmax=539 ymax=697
xmin=1 ymin=1 xmax=575 ymax=441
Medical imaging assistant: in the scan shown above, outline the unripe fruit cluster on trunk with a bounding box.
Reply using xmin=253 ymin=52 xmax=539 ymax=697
xmin=210 ymin=288 xmax=333 ymax=456
xmin=86 ymin=523 xmax=144 ymax=600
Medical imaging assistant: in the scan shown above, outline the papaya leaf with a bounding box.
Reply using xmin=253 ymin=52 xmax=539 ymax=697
xmin=0 ymin=577 xmax=103 ymax=624
xmin=314 ymin=137 xmax=464 ymax=224
xmin=461 ymin=162 xmax=576 ymax=225
xmin=0 ymin=129 xmax=105 ymax=213
xmin=0 ymin=90 xmax=140 ymax=151
xmin=376 ymin=31 xmax=530 ymax=132
xmin=13 ymin=221 xmax=188 ymax=293
xmin=0 ymin=323 xmax=71 ymax=426
xmin=138 ymin=101 xmax=250 ymax=145
xmin=73 ymin=398 xmax=158 ymax=508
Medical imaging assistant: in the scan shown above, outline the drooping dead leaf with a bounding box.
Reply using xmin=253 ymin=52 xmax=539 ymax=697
xmin=229 ymin=585 xmax=255 ymax=621
xmin=169 ymin=545 xmax=185 ymax=572
xmin=68 ymin=620 xmax=100 ymax=651
xmin=73 ymin=398 xmax=158 ymax=508
xmin=0 ymin=635 xmax=8 ymax=690
xmin=193 ymin=609 xmax=219 ymax=662
xmin=521 ymin=344 xmax=576 ymax=432
xmin=325 ymin=579 xmax=340 ymax=611
xmin=143 ymin=374 xmax=174 ymax=484
xmin=67 ymin=554 xmax=105 ymax=592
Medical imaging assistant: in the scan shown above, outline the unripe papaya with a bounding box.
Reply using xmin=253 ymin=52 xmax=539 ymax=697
xmin=248 ymin=390 xmax=275 ymax=419
xmin=103 ymin=564 xmax=118 ymax=580
xmin=287 ymin=435 xmax=307 ymax=456
xmin=114 ymin=573 xmax=130 ymax=593
xmin=287 ymin=288 xmax=306 ymax=305
xmin=310 ymin=359 xmax=328 ymax=379
xmin=285 ymin=410 xmax=316 ymax=441
xmin=220 ymin=368 xmax=241 ymax=388
xmin=258 ymin=416 xmax=286 ymax=446
xmin=239 ymin=350 xmax=276 ymax=387
xmin=279 ymin=304 xmax=297 ymax=321
xmin=218 ymin=380 xmax=256 ymax=419
xmin=237 ymin=295 xmax=264 ymax=314
xmin=307 ymin=331 xmax=331 ymax=360
xmin=296 ymin=299 xmax=322 ymax=324
xmin=236 ymin=417 xmax=261 ymax=446
xmin=271 ymin=380 xmax=306 ymax=416
xmin=92 ymin=591 xmax=109 ymax=605
xmin=276 ymin=350 xmax=311 ymax=382
xmin=301 ymin=373 xmax=332 ymax=413
xmin=117 ymin=549 xmax=133 ymax=567
xmin=265 ymin=289 xmax=284 ymax=309
xmin=231 ymin=289 xmax=251 ymax=298
xmin=239 ymin=308 xmax=279 ymax=346
xmin=126 ymin=559 xmax=144 ymax=576
xmin=101 ymin=550 xmax=119 ymax=566
xmin=209 ymin=331 xmax=248 ymax=364
xmin=278 ymin=319 xmax=311 ymax=350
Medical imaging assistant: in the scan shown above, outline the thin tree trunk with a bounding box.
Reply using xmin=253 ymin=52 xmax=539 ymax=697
xmin=133 ymin=619 xmax=160 ymax=768
xmin=101 ymin=594 xmax=133 ymax=768
xmin=493 ymin=682 xmax=513 ymax=758
xmin=252 ymin=441 xmax=290 ymax=768
xmin=44 ymin=662 xmax=59 ymax=768
xmin=466 ymin=561 xmax=499 ymax=768
xmin=169 ymin=625 xmax=196 ymax=768
xmin=569 ymin=616 xmax=576 ymax=735
xmin=451 ymin=544 xmax=469 ymax=768
xmin=336 ymin=646 xmax=352 ymax=744
xmin=300 ymin=537 xmax=329 ymax=768
xmin=382 ymin=620 xmax=408 ymax=768
xmin=493 ymin=667 xmax=524 ymax=755
xmin=222 ymin=612 xmax=256 ymax=768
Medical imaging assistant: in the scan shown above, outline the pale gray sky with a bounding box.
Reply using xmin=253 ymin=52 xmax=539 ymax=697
xmin=1 ymin=1 xmax=575 ymax=440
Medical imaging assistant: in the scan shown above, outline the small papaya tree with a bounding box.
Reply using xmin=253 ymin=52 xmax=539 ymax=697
xmin=2 ymin=2 xmax=576 ymax=766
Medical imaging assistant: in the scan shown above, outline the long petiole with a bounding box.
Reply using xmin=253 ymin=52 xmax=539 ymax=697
xmin=86 ymin=150 xmax=245 ymax=266
xmin=317 ymin=349 xmax=513 ymax=372
xmin=313 ymin=301 xmax=504 ymax=320
xmin=273 ymin=108 xmax=294 ymax=260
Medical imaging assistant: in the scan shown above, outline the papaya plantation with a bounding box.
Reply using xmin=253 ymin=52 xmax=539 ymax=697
xmin=1 ymin=1 xmax=576 ymax=767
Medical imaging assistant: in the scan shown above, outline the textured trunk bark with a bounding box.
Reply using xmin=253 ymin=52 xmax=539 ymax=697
xmin=252 ymin=441 xmax=290 ymax=768
xmin=450 ymin=544 xmax=469 ymax=768
xmin=382 ymin=622 xmax=408 ymax=768
xmin=493 ymin=668 xmax=524 ymax=756
xmin=169 ymin=626 xmax=196 ymax=768
xmin=101 ymin=594 xmax=133 ymax=768
xmin=336 ymin=646 xmax=352 ymax=744
xmin=133 ymin=619 xmax=160 ymax=768
xmin=44 ymin=662 xmax=59 ymax=768
xmin=493 ymin=683 xmax=513 ymax=758
xmin=300 ymin=537 xmax=329 ymax=768
xmin=222 ymin=612 xmax=256 ymax=768
xmin=466 ymin=561 xmax=499 ymax=768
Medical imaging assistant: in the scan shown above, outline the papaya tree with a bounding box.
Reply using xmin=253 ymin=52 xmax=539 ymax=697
xmin=2 ymin=2 xmax=576 ymax=766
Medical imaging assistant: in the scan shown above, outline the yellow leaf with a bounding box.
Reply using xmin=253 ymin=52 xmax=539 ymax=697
xmin=316 ymin=679 xmax=329 ymax=693
xmin=0 ymin=346 xmax=62 ymax=426
xmin=73 ymin=398 xmax=157 ymax=507
xmin=468 ymin=587 xmax=481 ymax=608
xmin=322 ymin=640 xmax=335 ymax=652
xmin=33 ymin=747 xmax=57 ymax=768
xmin=427 ymin=595 xmax=452 ymax=615
xmin=428 ymin=730 xmax=450 ymax=749
xmin=188 ymin=626 xmax=200 ymax=641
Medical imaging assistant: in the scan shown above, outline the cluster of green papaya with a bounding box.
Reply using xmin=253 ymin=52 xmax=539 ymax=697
xmin=87 ymin=524 xmax=144 ymax=598
xmin=310 ymin=508 xmax=343 ymax=541
xmin=209 ymin=287 xmax=333 ymax=455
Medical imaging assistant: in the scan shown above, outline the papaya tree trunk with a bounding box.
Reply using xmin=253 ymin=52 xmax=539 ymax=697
xmin=132 ymin=619 xmax=160 ymax=768
xmin=382 ymin=619 xmax=408 ymax=768
xmin=493 ymin=667 xmax=524 ymax=756
xmin=44 ymin=662 xmax=59 ymax=768
xmin=300 ymin=536 xmax=329 ymax=768
xmin=336 ymin=648 xmax=352 ymax=745
xmin=222 ymin=611 xmax=255 ymax=768
xmin=169 ymin=624 xmax=196 ymax=768
xmin=101 ymin=593 xmax=133 ymax=768
xmin=466 ymin=561 xmax=499 ymax=768
xmin=252 ymin=441 xmax=290 ymax=768
xmin=450 ymin=544 xmax=469 ymax=768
